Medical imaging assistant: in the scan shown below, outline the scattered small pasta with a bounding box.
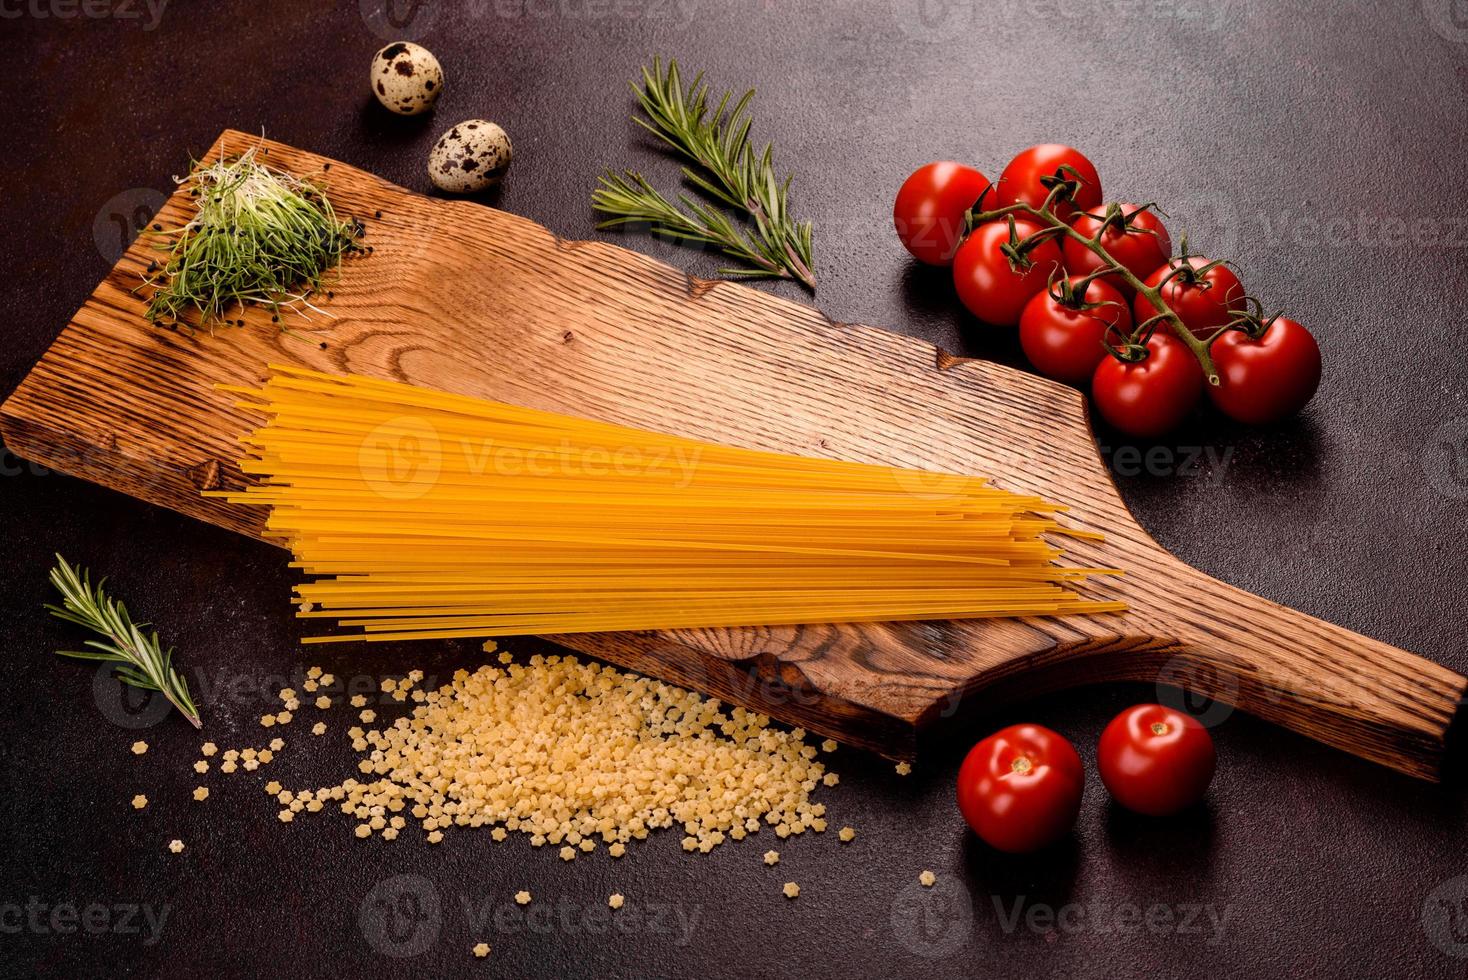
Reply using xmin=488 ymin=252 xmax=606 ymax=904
xmin=515 ymin=891 xmax=531 ymax=906
xmin=290 ymin=654 xmax=832 ymax=855
xmin=895 ymin=762 xmax=912 ymax=776
xmin=131 ymin=794 xmax=148 ymax=810
xmin=193 ymin=787 xmax=209 ymax=802
xmin=919 ymin=871 xmax=936 ymax=887
xmin=131 ymin=741 xmax=148 ymax=755
xmin=782 ymin=882 xmax=800 ymax=899
xmin=473 ymin=942 xmax=490 ymax=958
xmin=608 ymin=894 xmax=624 ymax=910
xmin=168 ymin=839 xmax=184 ymax=853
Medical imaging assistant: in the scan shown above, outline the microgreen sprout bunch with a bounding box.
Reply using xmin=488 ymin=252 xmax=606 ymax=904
xmin=142 ymin=145 xmax=363 ymax=327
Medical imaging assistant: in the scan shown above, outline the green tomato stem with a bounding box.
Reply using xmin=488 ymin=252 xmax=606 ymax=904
xmin=969 ymin=201 xmax=1221 ymax=385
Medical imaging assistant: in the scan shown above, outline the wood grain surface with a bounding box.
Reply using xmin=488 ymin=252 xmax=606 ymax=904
xmin=3 ymin=130 xmax=1461 ymax=778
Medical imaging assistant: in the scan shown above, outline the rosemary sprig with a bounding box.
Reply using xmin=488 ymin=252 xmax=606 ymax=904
xmin=142 ymin=143 xmax=362 ymax=328
xmin=593 ymin=58 xmax=816 ymax=289
xmin=45 ymin=555 xmax=201 ymax=728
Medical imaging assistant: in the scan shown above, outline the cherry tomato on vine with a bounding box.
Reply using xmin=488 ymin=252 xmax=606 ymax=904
xmin=893 ymin=162 xmax=992 ymax=266
xmin=1208 ymin=317 xmax=1322 ymax=425
xmin=1019 ymin=276 xmax=1132 ymax=384
xmin=957 ymin=724 xmax=1084 ymax=853
xmin=1133 ymin=257 xmax=1247 ymax=338
xmin=1097 ymin=704 xmax=1216 ymax=816
xmin=952 ymin=218 xmax=1064 ymax=326
xmin=1090 ymin=333 xmax=1203 ymax=438
xmin=993 ymin=144 xmax=1102 ymax=223
xmin=1063 ymin=204 xmax=1172 ymax=296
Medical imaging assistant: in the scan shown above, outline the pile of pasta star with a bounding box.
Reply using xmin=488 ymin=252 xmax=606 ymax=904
xmin=170 ymin=647 xmax=864 ymax=858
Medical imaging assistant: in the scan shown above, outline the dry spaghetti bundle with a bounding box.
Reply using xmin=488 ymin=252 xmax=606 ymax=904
xmin=214 ymin=366 xmax=1124 ymax=643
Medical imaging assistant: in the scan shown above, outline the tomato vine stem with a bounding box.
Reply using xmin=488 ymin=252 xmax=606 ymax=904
xmin=967 ymin=199 xmax=1222 ymax=385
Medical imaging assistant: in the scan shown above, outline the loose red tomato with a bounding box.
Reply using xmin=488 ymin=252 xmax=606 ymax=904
xmin=893 ymin=162 xmax=991 ymax=266
xmin=951 ymin=219 xmax=1064 ymax=326
xmin=993 ymin=144 xmax=1102 ymax=223
xmin=1091 ymin=333 xmax=1203 ymax=438
xmin=1097 ymin=704 xmax=1216 ymax=816
xmin=956 ymin=724 xmax=1084 ymax=853
xmin=1132 ymin=257 xmax=1246 ymax=338
xmin=1019 ymin=276 xmax=1132 ymax=384
xmin=1063 ymin=204 xmax=1172 ymax=296
xmin=1208 ymin=317 xmax=1322 ymax=425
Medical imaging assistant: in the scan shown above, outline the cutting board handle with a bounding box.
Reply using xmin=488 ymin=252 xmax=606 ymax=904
xmin=1138 ymin=556 xmax=1465 ymax=780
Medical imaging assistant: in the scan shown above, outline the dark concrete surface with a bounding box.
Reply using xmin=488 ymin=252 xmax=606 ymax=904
xmin=3 ymin=0 xmax=1468 ymax=977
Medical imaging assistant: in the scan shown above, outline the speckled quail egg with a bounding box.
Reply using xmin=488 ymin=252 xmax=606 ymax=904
xmin=370 ymin=41 xmax=443 ymax=116
xmin=428 ymin=120 xmax=513 ymax=194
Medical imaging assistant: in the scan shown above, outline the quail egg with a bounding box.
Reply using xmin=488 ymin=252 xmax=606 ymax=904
xmin=428 ymin=120 xmax=513 ymax=194
xmin=371 ymin=41 xmax=443 ymax=116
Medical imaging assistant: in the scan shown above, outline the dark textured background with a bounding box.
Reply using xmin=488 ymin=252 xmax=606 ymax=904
xmin=4 ymin=0 xmax=1468 ymax=977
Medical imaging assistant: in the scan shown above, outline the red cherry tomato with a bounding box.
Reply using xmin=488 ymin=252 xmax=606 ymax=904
xmin=1207 ymin=317 xmax=1322 ymax=425
xmin=893 ymin=162 xmax=991 ymax=266
xmin=956 ymin=724 xmax=1084 ymax=853
xmin=1133 ymin=257 xmax=1247 ymax=338
xmin=951 ymin=219 xmax=1064 ymax=326
xmin=1019 ymin=276 xmax=1132 ymax=384
xmin=993 ymin=144 xmax=1102 ymax=223
xmin=1063 ymin=204 xmax=1172 ymax=296
xmin=1097 ymin=704 xmax=1216 ymax=816
xmin=1091 ymin=333 xmax=1203 ymax=438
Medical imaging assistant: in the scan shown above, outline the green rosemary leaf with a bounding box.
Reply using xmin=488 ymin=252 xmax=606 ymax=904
xmin=45 ymin=556 xmax=202 ymax=728
xmin=593 ymin=58 xmax=816 ymax=289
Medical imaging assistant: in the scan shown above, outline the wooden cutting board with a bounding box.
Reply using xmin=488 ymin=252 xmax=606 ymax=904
xmin=4 ymin=130 xmax=1461 ymax=779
